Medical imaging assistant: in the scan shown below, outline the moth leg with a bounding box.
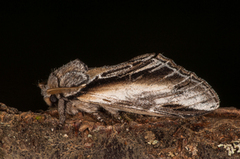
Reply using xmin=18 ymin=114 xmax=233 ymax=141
xmin=104 ymin=106 xmax=137 ymax=122
xmin=102 ymin=106 xmax=123 ymax=122
xmin=121 ymin=113 xmax=133 ymax=122
xmin=65 ymin=100 xmax=106 ymax=123
xmin=65 ymin=100 xmax=99 ymax=114
xmin=58 ymin=98 xmax=66 ymax=126
xmin=103 ymin=107 xmax=134 ymax=123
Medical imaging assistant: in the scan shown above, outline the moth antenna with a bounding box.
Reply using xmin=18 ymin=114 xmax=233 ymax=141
xmin=47 ymin=84 xmax=86 ymax=95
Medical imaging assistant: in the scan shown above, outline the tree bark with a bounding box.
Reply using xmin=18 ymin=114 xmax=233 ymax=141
xmin=1 ymin=103 xmax=240 ymax=159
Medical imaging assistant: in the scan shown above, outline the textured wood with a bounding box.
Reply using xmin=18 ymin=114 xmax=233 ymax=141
xmin=0 ymin=103 xmax=240 ymax=158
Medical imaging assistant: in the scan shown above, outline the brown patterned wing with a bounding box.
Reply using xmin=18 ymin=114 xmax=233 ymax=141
xmin=77 ymin=53 xmax=220 ymax=117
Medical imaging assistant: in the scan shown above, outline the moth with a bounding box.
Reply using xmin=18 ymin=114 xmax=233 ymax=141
xmin=39 ymin=53 xmax=220 ymax=125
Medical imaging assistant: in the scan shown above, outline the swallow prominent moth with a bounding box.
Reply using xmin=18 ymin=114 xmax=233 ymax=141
xmin=39 ymin=53 xmax=220 ymax=125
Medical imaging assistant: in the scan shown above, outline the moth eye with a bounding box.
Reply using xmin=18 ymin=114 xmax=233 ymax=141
xmin=50 ymin=95 xmax=58 ymax=103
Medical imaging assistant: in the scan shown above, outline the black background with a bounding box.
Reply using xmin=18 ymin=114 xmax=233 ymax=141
xmin=1 ymin=1 xmax=239 ymax=111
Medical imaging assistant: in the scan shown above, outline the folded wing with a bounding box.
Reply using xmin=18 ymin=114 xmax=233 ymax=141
xmin=77 ymin=53 xmax=220 ymax=117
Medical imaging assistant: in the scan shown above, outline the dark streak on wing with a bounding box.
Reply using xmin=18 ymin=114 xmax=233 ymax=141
xmin=173 ymin=107 xmax=197 ymax=111
xmin=100 ymin=53 xmax=158 ymax=79
xmin=141 ymin=66 xmax=174 ymax=82
xmin=113 ymin=56 xmax=159 ymax=78
xmin=174 ymin=77 xmax=193 ymax=91
xmin=162 ymin=73 xmax=185 ymax=85
xmin=79 ymin=53 xmax=160 ymax=91
xmin=124 ymin=57 xmax=158 ymax=73
xmin=97 ymin=53 xmax=177 ymax=85
xmin=129 ymin=64 xmax=163 ymax=81
xmin=162 ymin=104 xmax=184 ymax=108
xmin=101 ymin=65 xmax=132 ymax=77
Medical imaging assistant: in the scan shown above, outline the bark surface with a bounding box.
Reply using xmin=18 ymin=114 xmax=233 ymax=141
xmin=0 ymin=103 xmax=240 ymax=159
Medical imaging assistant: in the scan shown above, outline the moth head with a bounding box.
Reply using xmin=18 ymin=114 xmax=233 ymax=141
xmin=39 ymin=59 xmax=89 ymax=106
xmin=38 ymin=82 xmax=52 ymax=106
